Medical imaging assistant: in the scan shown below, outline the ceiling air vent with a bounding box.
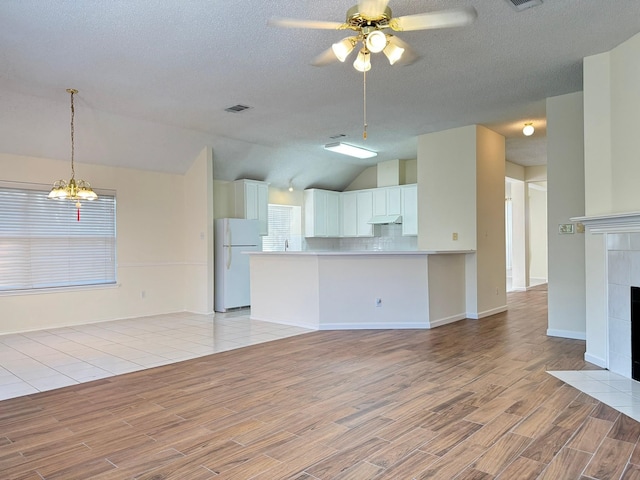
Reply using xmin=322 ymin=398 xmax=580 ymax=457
xmin=506 ymin=0 xmax=542 ymax=11
xmin=224 ymin=104 xmax=251 ymax=113
xmin=329 ymin=133 xmax=347 ymax=140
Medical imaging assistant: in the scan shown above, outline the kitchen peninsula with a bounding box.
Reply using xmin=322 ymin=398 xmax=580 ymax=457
xmin=248 ymin=250 xmax=474 ymax=330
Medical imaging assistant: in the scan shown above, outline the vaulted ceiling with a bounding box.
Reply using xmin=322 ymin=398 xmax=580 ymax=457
xmin=0 ymin=1 xmax=639 ymax=191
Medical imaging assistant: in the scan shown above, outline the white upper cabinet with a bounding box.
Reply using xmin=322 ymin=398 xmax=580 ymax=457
xmin=341 ymin=191 xmax=358 ymax=237
xmin=373 ymin=186 xmax=402 ymax=217
xmin=234 ymin=179 xmax=269 ymax=236
xmin=304 ymin=189 xmax=340 ymax=237
xmin=356 ymin=190 xmax=374 ymax=237
xmin=306 ymin=184 xmax=416 ymax=238
xmin=401 ymin=184 xmax=418 ymax=236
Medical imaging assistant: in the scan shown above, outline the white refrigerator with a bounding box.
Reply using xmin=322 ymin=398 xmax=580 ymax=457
xmin=214 ymin=218 xmax=260 ymax=312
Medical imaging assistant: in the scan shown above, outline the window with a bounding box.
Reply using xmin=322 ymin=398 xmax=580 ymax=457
xmin=0 ymin=184 xmax=116 ymax=292
xmin=262 ymin=204 xmax=302 ymax=252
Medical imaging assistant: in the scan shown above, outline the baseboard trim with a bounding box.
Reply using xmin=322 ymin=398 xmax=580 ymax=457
xmin=584 ymin=352 xmax=607 ymax=368
xmin=427 ymin=313 xmax=468 ymax=329
xmin=319 ymin=322 xmax=431 ymax=330
xmin=467 ymin=305 xmax=508 ymax=320
xmin=546 ymin=329 xmax=586 ymax=341
xmin=249 ymin=315 xmax=319 ymax=330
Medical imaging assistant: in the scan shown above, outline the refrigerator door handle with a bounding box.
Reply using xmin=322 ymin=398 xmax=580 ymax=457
xmin=225 ymin=219 xmax=232 ymax=269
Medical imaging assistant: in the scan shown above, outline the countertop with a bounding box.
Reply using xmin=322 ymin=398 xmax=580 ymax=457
xmin=247 ymin=250 xmax=475 ymax=256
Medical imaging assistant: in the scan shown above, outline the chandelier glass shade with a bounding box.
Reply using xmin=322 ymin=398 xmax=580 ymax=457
xmin=334 ymin=31 xmax=404 ymax=70
xmin=365 ymin=30 xmax=387 ymax=53
xmin=353 ymin=49 xmax=372 ymax=72
xmin=48 ymin=89 xmax=97 ymax=205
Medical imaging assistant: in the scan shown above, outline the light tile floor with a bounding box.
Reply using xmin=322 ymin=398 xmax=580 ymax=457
xmin=549 ymin=370 xmax=640 ymax=422
xmin=0 ymin=310 xmax=311 ymax=401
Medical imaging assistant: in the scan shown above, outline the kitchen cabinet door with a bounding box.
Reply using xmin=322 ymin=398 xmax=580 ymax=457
xmin=401 ymin=184 xmax=418 ymax=236
xmin=372 ymin=189 xmax=387 ymax=216
xmin=234 ymin=179 xmax=269 ymax=236
xmin=387 ymin=187 xmax=402 ymax=216
xmin=341 ymin=192 xmax=358 ymax=237
xmin=325 ymin=191 xmax=341 ymax=237
xmin=356 ymin=190 xmax=373 ymax=237
xmin=305 ymin=189 xmax=341 ymax=238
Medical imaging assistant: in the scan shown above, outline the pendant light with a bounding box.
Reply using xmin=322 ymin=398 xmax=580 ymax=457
xmin=48 ymin=89 xmax=97 ymax=220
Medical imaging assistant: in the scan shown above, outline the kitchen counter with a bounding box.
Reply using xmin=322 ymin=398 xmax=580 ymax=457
xmin=248 ymin=250 xmax=474 ymax=256
xmin=248 ymin=250 xmax=474 ymax=330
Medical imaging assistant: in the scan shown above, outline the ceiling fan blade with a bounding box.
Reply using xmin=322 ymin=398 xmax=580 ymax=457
xmin=268 ymin=17 xmax=345 ymax=30
xmin=311 ymin=48 xmax=340 ymax=67
xmin=391 ymin=7 xmax=477 ymax=32
xmin=387 ymin=36 xmax=419 ymax=66
xmin=358 ymin=0 xmax=390 ymax=18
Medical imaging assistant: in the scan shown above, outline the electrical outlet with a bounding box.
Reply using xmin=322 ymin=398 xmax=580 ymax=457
xmin=452 ymin=232 xmax=458 ymax=241
xmin=375 ymin=298 xmax=382 ymax=307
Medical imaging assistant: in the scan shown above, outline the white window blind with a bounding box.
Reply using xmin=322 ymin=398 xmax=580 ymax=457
xmin=262 ymin=204 xmax=302 ymax=252
xmin=0 ymin=185 xmax=116 ymax=292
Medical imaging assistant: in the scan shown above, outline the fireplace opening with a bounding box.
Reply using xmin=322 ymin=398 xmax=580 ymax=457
xmin=632 ymin=287 xmax=640 ymax=381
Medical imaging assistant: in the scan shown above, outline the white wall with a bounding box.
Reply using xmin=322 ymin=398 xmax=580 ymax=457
xmin=472 ymin=125 xmax=507 ymax=316
xmin=418 ymin=125 xmax=506 ymax=318
xmin=529 ymin=183 xmax=548 ymax=280
xmin=183 ymin=147 xmax=214 ymax=314
xmin=546 ymin=92 xmax=586 ymax=339
xmin=0 ymin=150 xmax=212 ymax=334
xmin=506 ymin=161 xmax=525 ymax=181
xmin=417 ymin=125 xmax=477 ymax=251
xmin=582 ymin=31 xmax=640 ymax=363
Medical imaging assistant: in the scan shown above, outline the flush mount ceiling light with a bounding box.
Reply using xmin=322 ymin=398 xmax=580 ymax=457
xmin=269 ymin=1 xmax=477 ymax=140
xmin=523 ymin=122 xmax=535 ymax=136
xmin=324 ymin=142 xmax=377 ymax=159
xmin=48 ymin=88 xmax=97 ymax=220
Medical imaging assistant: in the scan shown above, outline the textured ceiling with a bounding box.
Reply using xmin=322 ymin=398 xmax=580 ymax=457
xmin=0 ymin=1 xmax=639 ymax=190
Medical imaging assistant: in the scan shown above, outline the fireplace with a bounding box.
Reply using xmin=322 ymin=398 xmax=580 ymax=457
xmin=633 ymin=287 xmax=640 ymax=381
xmin=575 ymin=212 xmax=640 ymax=380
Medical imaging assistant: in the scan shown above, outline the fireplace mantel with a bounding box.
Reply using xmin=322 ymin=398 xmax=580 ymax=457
xmin=571 ymin=212 xmax=640 ymax=234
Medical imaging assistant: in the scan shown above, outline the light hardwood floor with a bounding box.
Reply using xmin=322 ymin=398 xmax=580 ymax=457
xmin=1 ymin=286 xmax=639 ymax=479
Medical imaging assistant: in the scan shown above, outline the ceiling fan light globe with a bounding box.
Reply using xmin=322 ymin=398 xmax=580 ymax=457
xmin=365 ymin=30 xmax=387 ymax=53
xmin=353 ymin=50 xmax=371 ymax=72
xmin=383 ymin=43 xmax=404 ymax=65
xmin=332 ymin=38 xmax=355 ymax=62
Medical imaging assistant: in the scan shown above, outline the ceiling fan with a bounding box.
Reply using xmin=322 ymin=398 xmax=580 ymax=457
xmin=268 ymin=0 xmax=477 ymax=72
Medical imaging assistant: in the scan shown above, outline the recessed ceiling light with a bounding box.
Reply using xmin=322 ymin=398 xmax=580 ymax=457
xmin=324 ymin=142 xmax=377 ymax=159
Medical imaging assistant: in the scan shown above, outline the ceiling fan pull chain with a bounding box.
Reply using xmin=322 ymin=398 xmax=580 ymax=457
xmin=363 ymin=68 xmax=368 ymax=139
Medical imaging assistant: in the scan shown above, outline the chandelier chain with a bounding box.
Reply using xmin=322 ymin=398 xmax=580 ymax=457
xmin=70 ymin=90 xmax=75 ymax=179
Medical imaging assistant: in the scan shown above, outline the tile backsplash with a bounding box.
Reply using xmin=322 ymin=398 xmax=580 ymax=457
xmin=304 ymin=224 xmax=417 ymax=252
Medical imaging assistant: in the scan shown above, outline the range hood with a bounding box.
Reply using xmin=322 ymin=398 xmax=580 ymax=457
xmin=368 ymin=215 xmax=402 ymax=225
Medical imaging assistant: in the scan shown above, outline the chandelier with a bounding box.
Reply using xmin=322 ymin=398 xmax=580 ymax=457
xmin=48 ymin=88 xmax=97 ymax=219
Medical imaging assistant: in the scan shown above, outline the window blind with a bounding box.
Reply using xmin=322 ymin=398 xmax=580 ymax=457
xmin=262 ymin=205 xmax=293 ymax=252
xmin=0 ymin=186 xmax=116 ymax=292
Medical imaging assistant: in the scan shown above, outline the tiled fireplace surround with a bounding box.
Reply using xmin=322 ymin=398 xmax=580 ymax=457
xmin=581 ymin=212 xmax=640 ymax=379
xmin=606 ymin=230 xmax=640 ymax=377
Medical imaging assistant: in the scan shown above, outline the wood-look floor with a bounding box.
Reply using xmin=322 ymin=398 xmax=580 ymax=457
xmin=1 ymin=287 xmax=639 ymax=479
